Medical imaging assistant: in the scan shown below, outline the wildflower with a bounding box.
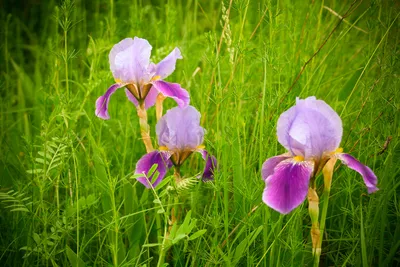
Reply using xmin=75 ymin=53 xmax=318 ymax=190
xmin=262 ymin=96 xmax=378 ymax=214
xmin=95 ymin=37 xmax=190 ymax=119
xmin=135 ymin=106 xmax=217 ymax=188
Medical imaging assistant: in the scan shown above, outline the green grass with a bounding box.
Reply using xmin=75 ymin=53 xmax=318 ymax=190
xmin=1 ymin=0 xmax=399 ymax=266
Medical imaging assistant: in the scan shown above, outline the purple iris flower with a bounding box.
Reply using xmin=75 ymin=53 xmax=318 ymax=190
xmin=134 ymin=106 xmax=217 ymax=188
xmin=95 ymin=37 xmax=190 ymax=119
xmin=262 ymin=96 xmax=378 ymax=214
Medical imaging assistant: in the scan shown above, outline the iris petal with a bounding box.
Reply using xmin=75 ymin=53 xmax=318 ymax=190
xmin=109 ymin=37 xmax=153 ymax=83
xmin=277 ymin=96 xmax=343 ymax=159
xmin=338 ymin=153 xmax=378 ymax=193
xmin=262 ymin=158 xmax=314 ymax=214
xmin=135 ymin=151 xmax=173 ymax=188
xmin=95 ymin=83 xmax=124 ymax=120
xmin=156 ymin=106 xmax=204 ymax=150
xmin=198 ymin=150 xmax=217 ymax=181
xmin=155 ymin=47 xmax=182 ymax=79
xmin=261 ymin=154 xmax=291 ymax=181
xmin=151 ymin=80 xmax=190 ymax=108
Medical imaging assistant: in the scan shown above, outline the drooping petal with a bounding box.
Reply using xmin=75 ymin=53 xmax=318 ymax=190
xmin=156 ymin=106 xmax=204 ymax=150
xmin=262 ymin=158 xmax=314 ymax=214
xmin=109 ymin=37 xmax=153 ymax=83
xmin=197 ymin=150 xmax=217 ymax=181
xmin=261 ymin=154 xmax=291 ymax=181
xmin=151 ymin=80 xmax=190 ymax=108
xmin=125 ymin=86 xmax=158 ymax=109
xmin=95 ymin=83 xmax=124 ymax=120
xmin=135 ymin=151 xmax=173 ymax=188
xmin=277 ymin=96 xmax=342 ymax=159
xmin=337 ymin=153 xmax=378 ymax=193
xmin=155 ymin=48 xmax=182 ymax=79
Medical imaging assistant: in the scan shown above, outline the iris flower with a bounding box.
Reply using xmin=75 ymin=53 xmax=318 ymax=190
xmin=134 ymin=105 xmax=217 ymax=188
xmin=262 ymin=96 xmax=378 ymax=214
xmin=95 ymin=37 xmax=190 ymax=120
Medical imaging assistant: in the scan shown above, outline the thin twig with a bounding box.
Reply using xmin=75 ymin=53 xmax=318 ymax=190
xmin=376 ymin=136 xmax=392 ymax=155
xmin=323 ymin=5 xmax=368 ymax=33
xmin=249 ymin=7 xmax=269 ymax=41
xmin=270 ymin=0 xmax=359 ymax=120
xmin=344 ymin=78 xmax=380 ymax=146
xmin=348 ymin=112 xmax=383 ymax=153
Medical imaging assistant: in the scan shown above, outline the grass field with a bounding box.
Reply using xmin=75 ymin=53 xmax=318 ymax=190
xmin=1 ymin=0 xmax=399 ymax=266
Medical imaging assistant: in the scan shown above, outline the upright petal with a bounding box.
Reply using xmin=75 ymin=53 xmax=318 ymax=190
xmin=262 ymin=154 xmax=291 ymax=181
xmin=109 ymin=37 xmax=153 ymax=83
xmin=262 ymin=158 xmax=314 ymax=214
xmin=277 ymin=96 xmax=343 ymax=159
xmin=156 ymin=106 xmax=204 ymax=150
xmin=198 ymin=150 xmax=217 ymax=181
xmin=155 ymin=48 xmax=183 ymax=79
xmin=151 ymin=80 xmax=190 ymax=108
xmin=297 ymin=97 xmax=343 ymax=139
xmin=125 ymin=87 xmax=158 ymax=109
xmin=135 ymin=151 xmax=173 ymax=188
xmin=95 ymin=83 xmax=124 ymax=120
xmin=337 ymin=153 xmax=378 ymax=193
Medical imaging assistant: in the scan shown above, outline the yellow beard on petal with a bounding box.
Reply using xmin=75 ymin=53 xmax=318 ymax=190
xmin=335 ymin=147 xmax=343 ymax=153
xmin=293 ymin=155 xmax=305 ymax=162
xmin=152 ymin=75 xmax=161 ymax=81
xmin=196 ymin=145 xmax=205 ymax=150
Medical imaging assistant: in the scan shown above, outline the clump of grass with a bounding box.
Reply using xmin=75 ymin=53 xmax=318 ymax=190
xmin=0 ymin=0 xmax=399 ymax=266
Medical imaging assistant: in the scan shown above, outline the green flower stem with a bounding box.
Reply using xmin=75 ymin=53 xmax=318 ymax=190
xmin=307 ymin=187 xmax=320 ymax=263
xmin=314 ymin=158 xmax=337 ymax=267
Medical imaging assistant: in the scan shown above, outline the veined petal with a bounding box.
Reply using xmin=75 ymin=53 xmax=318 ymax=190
xmin=262 ymin=158 xmax=314 ymax=214
xmin=152 ymin=80 xmax=190 ymax=108
xmin=95 ymin=83 xmax=124 ymax=120
xmin=156 ymin=106 xmax=204 ymax=150
xmin=125 ymin=87 xmax=158 ymax=109
xmin=337 ymin=153 xmax=378 ymax=193
xmin=262 ymin=154 xmax=291 ymax=181
xmin=135 ymin=151 xmax=173 ymax=188
xmin=197 ymin=150 xmax=217 ymax=181
xmin=155 ymin=47 xmax=182 ymax=79
xmin=109 ymin=37 xmax=153 ymax=83
xmin=277 ymin=96 xmax=343 ymax=159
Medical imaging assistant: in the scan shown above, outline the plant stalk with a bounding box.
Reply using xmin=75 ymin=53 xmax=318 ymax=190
xmin=314 ymin=157 xmax=337 ymax=267
xmin=308 ymin=187 xmax=320 ymax=265
xmin=137 ymin=102 xmax=154 ymax=152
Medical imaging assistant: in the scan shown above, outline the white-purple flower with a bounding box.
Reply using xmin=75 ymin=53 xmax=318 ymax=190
xmin=135 ymin=106 xmax=217 ymax=188
xmin=95 ymin=37 xmax=190 ymax=119
xmin=262 ymin=96 xmax=378 ymax=214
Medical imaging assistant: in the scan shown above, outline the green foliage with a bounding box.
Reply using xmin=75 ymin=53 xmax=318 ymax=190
xmin=1 ymin=0 xmax=399 ymax=266
xmin=26 ymin=137 xmax=70 ymax=178
xmin=0 ymin=190 xmax=31 ymax=213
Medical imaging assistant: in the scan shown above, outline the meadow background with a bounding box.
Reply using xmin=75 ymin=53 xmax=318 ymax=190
xmin=1 ymin=0 xmax=399 ymax=266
